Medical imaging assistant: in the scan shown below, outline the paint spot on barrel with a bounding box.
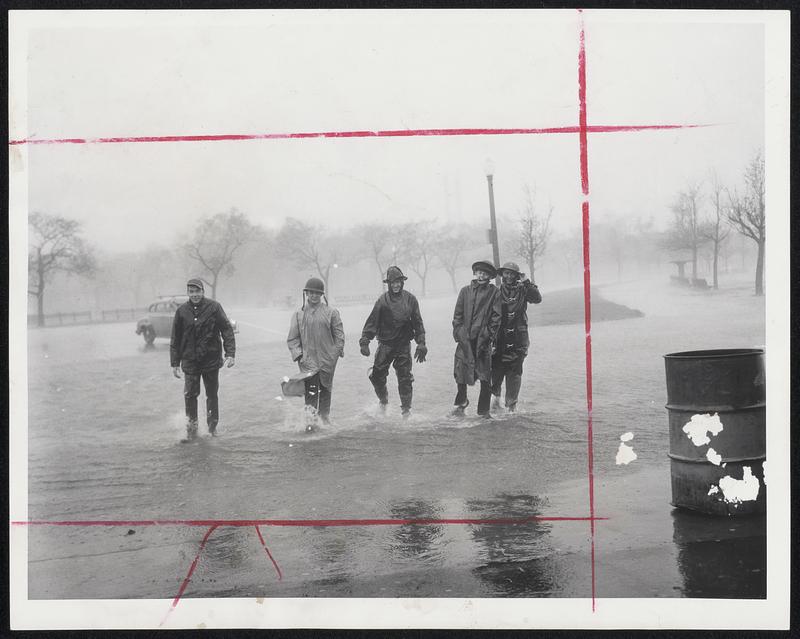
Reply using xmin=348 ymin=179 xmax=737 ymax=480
xmin=711 ymin=466 xmax=760 ymax=504
xmin=682 ymin=413 xmax=723 ymax=446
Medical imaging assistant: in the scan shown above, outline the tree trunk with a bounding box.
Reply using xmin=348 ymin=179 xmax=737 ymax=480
xmin=36 ymin=265 xmax=45 ymax=327
xmin=447 ymin=269 xmax=457 ymax=293
xmin=691 ymin=245 xmax=698 ymax=281
xmin=210 ymin=273 xmax=219 ymax=300
xmin=321 ymin=267 xmax=331 ymax=300
xmin=755 ymin=239 xmax=764 ymax=296
xmin=712 ymin=241 xmax=719 ymax=289
xmin=37 ymin=290 xmax=45 ymax=327
xmin=528 ymin=258 xmax=535 ymax=282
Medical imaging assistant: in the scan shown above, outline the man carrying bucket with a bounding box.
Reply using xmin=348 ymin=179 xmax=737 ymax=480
xmin=285 ymin=277 xmax=345 ymax=430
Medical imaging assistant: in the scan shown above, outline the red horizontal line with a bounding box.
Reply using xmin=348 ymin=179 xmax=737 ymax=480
xmin=13 ymin=516 xmax=606 ymax=527
xmin=8 ymin=124 xmax=707 ymax=146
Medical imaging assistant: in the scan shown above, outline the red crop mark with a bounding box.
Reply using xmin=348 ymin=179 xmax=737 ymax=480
xmin=11 ymin=13 xmax=709 ymax=621
xmin=578 ymin=12 xmax=597 ymax=612
xmin=172 ymin=524 xmax=218 ymax=608
xmin=7 ymin=124 xmax=708 ymax=146
xmin=254 ymin=526 xmax=283 ymax=581
xmin=11 ymin=515 xmax=605 ymax=528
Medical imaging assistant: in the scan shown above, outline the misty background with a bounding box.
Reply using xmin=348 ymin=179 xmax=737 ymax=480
xmin=20 ymin=13 xmax=765 ymax=320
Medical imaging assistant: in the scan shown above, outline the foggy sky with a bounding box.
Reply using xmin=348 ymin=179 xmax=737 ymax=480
xmin=16 ymin=11 xmax=765 ymax=253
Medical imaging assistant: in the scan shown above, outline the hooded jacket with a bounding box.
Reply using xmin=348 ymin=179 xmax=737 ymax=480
xmin=170 ymin=297 xmax=236 ymax=371
xmin=359 ymin=288 xmax=425 ymax=347
xmin=452 ymin=280 xmax=501 ymax=384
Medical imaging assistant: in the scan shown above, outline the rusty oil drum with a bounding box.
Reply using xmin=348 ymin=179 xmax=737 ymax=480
xmin=664 ymin=348 xmax=765 ymax=516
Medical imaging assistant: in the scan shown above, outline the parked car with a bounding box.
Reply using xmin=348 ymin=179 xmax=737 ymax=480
xmin=135 ymin=295 xmax=239 ymax=345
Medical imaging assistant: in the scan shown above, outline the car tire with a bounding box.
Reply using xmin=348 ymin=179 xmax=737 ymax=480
xmin=142 ymin=326 xmax=156 ymax=345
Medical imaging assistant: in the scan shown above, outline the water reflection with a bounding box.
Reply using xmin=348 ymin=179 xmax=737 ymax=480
xmin=203 ymin=526 xmax=250 ymax=569
xmin=672 ymin=509 xmax=766 ymax=598
xmin=467 ymin=493 xmax=556 ymax=596
xmin=388 ymin=499 xmax=444 ymax=564
xmin=301 ymin=525 xmax=369 ymax=593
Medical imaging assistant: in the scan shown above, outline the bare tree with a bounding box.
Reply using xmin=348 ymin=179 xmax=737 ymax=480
xmin=509 ymin=185 xmax=553 ymax=281
xmin=359 ymin=222 xmax=393 ymax=285
xmin=387 ymin=223 xmax=417 ymax=270
xmin=276 ymin=218 xmax=347 ymax=299
xmin=436 ymin=228 xmax=478 ymax=293
xmin=726 ymin=152 xmax=765 ymax=296
xmin=595 ymin=218 xmax=631 ymax=282
xmin=407 ymin=221 xmax=436 ymax=297
xmin=28 ymin=212 xmax=96 ymax=327
xmin=357 ymin=222 xmax=418 ymax=288
xmin=665 ymin=182 xmax=708 ymax=283
xmin=184 ymin=208 xmax=257 ymax=300
xmin=551 ymin=228 xmax=583 ymax=284
xmin=699 ymin=171 xmax=731 ymax=289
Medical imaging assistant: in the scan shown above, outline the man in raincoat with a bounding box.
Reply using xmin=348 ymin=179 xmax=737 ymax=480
xmin=491 ymin=261 xmax=542 ymax=412
xmin=170 ymin=278 xmax=236 ymax=441
xmin=359 ymin=266 xmax=427 ymax=417
xmin=286 ymin=277 xmax=345 ymax=429
xmin=452 ymin=260 xmax=501 ymax=418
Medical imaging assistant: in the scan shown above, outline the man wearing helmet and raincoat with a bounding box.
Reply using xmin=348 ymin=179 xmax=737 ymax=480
xmin=491 ymin=261 xmax=542 ymax=412
xmin=452 ymin=260 xmax=502 ymax=418
xmin=286 ymin=277 xmax=345 ymax=428
xmin=359 ymin=266 xmax=427 ymax=417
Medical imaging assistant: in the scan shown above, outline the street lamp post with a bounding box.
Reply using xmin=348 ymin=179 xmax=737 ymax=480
xmin=484 ymin=160 xmax=501 ymax=286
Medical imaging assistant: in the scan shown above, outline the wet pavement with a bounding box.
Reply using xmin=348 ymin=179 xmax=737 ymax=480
xmin=22 ymin=278 xmax=766 ymax=601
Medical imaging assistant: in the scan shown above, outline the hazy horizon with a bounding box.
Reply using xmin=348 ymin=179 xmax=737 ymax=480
xmin=19 ymin=12 xmax=764 ymax=253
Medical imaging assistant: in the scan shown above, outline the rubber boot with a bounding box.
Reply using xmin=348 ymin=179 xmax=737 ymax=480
xmin=182 ymin=419 xmax=198 ymax=443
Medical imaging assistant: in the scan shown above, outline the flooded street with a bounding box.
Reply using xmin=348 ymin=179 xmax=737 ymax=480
xmin=24 ymin=277 xmax=766 ymax=600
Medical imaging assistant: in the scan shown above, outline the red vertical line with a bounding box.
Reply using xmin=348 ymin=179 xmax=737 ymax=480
xmin=578 ymin=12 xmax=597 ymax=612
xmin=170 ymin=524 xmax=219 ymax=608
xmin=578 ymin=19 xmax=590 ymax=197
xmin=582 ymin=201 xmax=596 ymax=612
xmin=254 ymin=525 xmax=283 ymax=581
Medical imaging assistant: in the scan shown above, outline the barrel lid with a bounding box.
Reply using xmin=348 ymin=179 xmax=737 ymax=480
xmin=664 ymin=348 xmax=765 ymax=359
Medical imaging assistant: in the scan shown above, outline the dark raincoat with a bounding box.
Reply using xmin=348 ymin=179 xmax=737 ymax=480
xmin=495 ymin=281 xmax=542 ymax=362
xmin=170 ymin=298 xmax=236 ymax=372
xmin=359 ymin=289 xmax=426 ymax=347
xmin=452 ymin=280 xmax=501 ymax=384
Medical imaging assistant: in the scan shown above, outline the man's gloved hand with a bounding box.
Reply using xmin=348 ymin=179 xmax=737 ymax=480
xmin=172 ymin=366 xmax=182 ymax=379
xmin=414 ymin=343 xmax=427 ymax=363
xmin=224 ymin=356 xmax=235 ymax=368
xmin=360 ymin=342 xmax=370 ymax=357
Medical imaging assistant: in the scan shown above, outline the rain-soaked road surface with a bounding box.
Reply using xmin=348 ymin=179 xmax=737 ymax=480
xmin=22 ymin=278 xmax=766 ymax=600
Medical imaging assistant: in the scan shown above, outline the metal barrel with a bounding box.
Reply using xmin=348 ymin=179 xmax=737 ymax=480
xmin=664 ymin=348 xmax=766 ymax=516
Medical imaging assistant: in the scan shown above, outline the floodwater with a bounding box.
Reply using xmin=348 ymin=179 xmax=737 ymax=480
xmin=23 ymin=277 xmax=766 ymax=600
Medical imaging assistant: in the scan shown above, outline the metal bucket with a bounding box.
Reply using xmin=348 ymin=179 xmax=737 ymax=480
xmin=664 ymin=348 xmax=766 ymax=516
